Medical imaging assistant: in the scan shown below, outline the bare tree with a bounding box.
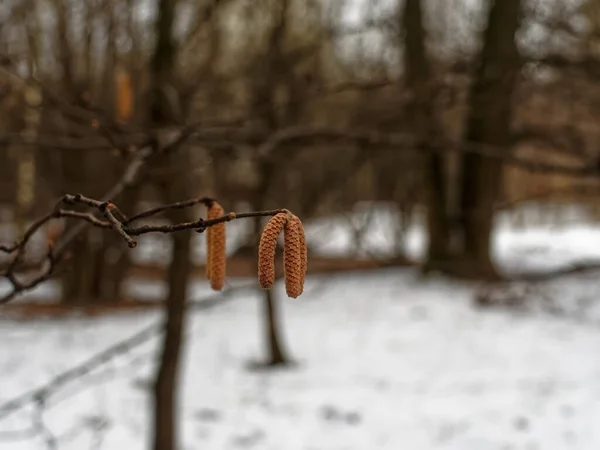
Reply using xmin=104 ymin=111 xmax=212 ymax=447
xmin=457 ymin=0 xmax=523 ymax=279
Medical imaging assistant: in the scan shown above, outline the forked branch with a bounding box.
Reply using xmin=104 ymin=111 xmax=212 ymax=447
xmin=0 ymin=191 xmax=288 ymax=303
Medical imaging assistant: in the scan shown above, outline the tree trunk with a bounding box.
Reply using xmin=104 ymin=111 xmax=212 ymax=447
xmin=458 ymin=0 xmax=522 ymax=279
xmin=263 ymin=289 xmax=289 ymax=366
xmin=61 ymin=233 xmax=97 ymax=305
xmin=58 ymin=157 xmax=134 ymax=305
xmin=147 ymin=152 xmax=196 ymax=450
xmin=90 ymin=236 xmax=132 ymax=303
xmin=148 ymin=0 xmax=190 ymax=446
xmin=90 ymin=188 xmax=137 ymax=303
xmin=152 ymin=225 xmax=192 ymax=450
xmin=400 ymin=0 xmax=451 ymax=272
xmin=244 ymin=0 xmax=293 ymax=369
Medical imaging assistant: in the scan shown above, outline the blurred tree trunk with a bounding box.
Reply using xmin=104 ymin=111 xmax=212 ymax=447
xmin=13 ymin=81 xmax=41 ymax=235
xmin=401 ymin=0 xmax=451 ymax=272
xmin=147 ymin=1 xmax=193 ymax=450
xmin=152 ymin=198 xmax=192 ymax=450
xmin=61 ymin=237 xmax=97 ymax=305
xmin=59 ymin=143 xmax=96 ymax=305
xmin=247 ymin=0 xmax=293 ymax=368
xmin=60 ymin=170 xmax=135 ymax=305
xmin=90 ymin=189 xmax=137 ymax=302
xmin=457 ymin=0 xmax=522 ymax=279
xmin=264 ymin=289 xmax=288 ymax=364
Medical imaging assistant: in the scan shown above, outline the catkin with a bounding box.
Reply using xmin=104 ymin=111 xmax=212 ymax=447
xmin=283 ymin=214 xmax=307 ymax=298
xmin=206 ymin=202 xmax=226 ymax=290
xmin=205 ymin=206 xmax=216 ymax=280
xmin=258 ymin=213 xmax=288 ymax=290
xmin=115 ymin=69 xmax=134 ymax=122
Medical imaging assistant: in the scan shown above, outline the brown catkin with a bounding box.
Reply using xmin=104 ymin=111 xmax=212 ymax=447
xmin=283 ymin=214 xmax=307 ymax=298
xmin=298 ymin=217 xmax=308 ymax=280
xmin=205 ymin=204 xmax=219 ymax=280
xmin=258 ymin=213 xmax=288 ymax=289
xmin=115 ymin=69 xmax=134 ymax=122
xmin=207 ymin=202 xmax=226 ymax=291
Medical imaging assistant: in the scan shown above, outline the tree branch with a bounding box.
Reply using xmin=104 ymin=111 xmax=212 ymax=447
xmin=0 ymin=179 xmax=287 ymax=303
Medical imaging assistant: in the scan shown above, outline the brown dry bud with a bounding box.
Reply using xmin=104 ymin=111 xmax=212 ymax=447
xmin=207 ymin=202 xmax=226 ymax=291
xmin=258 ymin=213 xmax=288 ymax=289
xmin=283 ymin=214 xmax=307 ymax=298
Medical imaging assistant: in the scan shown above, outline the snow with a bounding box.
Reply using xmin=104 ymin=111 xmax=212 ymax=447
xmin=2 ymin=204 xmax=600 ymax=449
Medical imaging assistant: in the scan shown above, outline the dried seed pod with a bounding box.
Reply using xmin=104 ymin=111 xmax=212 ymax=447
xmin=258 ymin=212 xmax=288 ymax=289
xmin=207 ymin=202 xmax=226 ymax=291
xmin=283 ymin=214 xmax=307 ymax=298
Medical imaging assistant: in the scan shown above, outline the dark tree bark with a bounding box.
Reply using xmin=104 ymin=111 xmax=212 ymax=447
xmin=147 ymin=0 xmax=194 ymax=449
xmin=401 ymin=0 xmax=451 ymax=272
xmin=61 ymin=234 xmax=97 ymax=305
xmin=152 ymin=206 xmax=192 ymax=450
xmin=89 ymin=190 xmax=136 ymax=303
xmin=59 ymin=143 xmax=96 ymax=304
xmin=263 ymin=288 xmax=288 ymax=365
xmin=56 ymin=145 xmax=136 ymax=305
xmin=457 ymin=0 xmax=522 ymax=279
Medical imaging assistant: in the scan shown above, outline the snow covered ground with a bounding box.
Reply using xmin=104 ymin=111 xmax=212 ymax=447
xmin=1 ymin=203 xmax=600 ymax=449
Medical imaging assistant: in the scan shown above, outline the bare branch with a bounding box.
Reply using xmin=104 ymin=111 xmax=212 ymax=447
xmin=126 ymin=197 xmax=214 ymax=224
xmin=0 ymin=178 xmax=286 ymax=303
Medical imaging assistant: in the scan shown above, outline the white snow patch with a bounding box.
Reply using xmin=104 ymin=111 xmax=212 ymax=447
xmin=2 ymin=204 xmax=600 ymax=449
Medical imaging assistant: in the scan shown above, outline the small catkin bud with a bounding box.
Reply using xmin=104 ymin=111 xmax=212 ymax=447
xmin=205 ymin=203 xmax=221 ymax=280
xmin=208 ymin=202 xmax=226 ymax=291
xmin=283 ymin=214 xmax=307 ymax=298
xmin=258 ymin=213 xmax=288 ymax=290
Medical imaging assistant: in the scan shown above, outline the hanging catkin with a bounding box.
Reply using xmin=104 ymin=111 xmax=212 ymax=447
xmin=206 ymin=202 xmax=226 ymax=290
xmin=205 ymin=205 xmax=217 ymax=280
xmin=258 ymin=212 xmax=288 ymax=290
xmin=115 ymin=69 xmax=134 ymax=122
xmin=283 ymin=213 xmax=307 ymax=298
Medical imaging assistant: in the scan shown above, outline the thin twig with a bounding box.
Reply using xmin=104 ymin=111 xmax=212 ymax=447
xmin=0 ymin=171 xmax=284 ymax=302
xmin=0 ymin=145 xmax=154 ymax=303
xmin=126 ymin=197 xmax=214 ymax=224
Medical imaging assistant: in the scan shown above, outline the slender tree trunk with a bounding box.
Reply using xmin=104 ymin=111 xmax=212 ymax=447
xmin=152 ymin=224 xmax=192 ymax=450
xmin=90 ymin=236 xmax=132 ymax=303
xmin=264 ymin=289 xmax=288 ymax=365
xmin=458 ymin=0 xmax=522 ymax=279
xmin=61 ymin=234 xmax=97 ymax=305
xmin=147 ymin=0 xmax=193 ymax=447
xmin=148 ymin=153 xmax=195 ymax=450
xmin=246 ymin=0 xmax=294 ymax=367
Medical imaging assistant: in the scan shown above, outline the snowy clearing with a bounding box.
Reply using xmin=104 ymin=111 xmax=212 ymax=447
xmin=1 ymin=204 xmax=600 ymax=449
